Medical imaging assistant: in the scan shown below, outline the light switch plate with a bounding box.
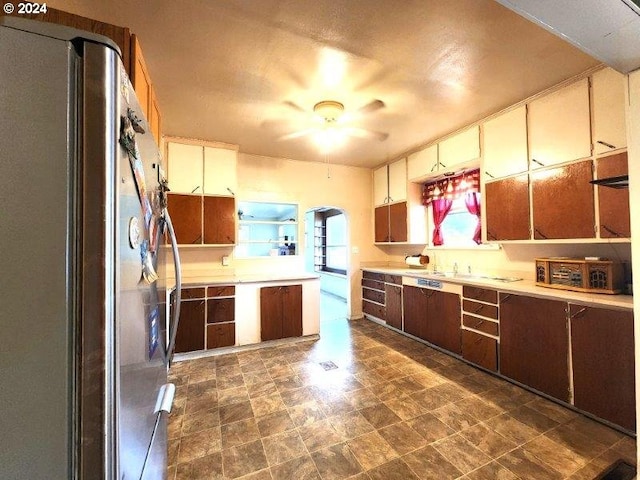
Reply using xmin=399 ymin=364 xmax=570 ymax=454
xmin=222 ymin=255 xmax=230 ymax=266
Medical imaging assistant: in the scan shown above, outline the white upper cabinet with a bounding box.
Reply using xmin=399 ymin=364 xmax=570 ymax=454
xmin=388 ymin=158 xmax=407 ymax=203
xmin=166 ymin=142 xmax=204 ymax=194
xmin=483 ymin=106 xmax=528 ymax=179
xmin=438 ymin=125 xmax=480 ymax=171
xmin=373 ymin=158 xmax=407 ymax=206
xmin=592 ymin=68 xmax=627 ymax=155
xmin=166 ymin=138 xmax=237 ymax=195
xmin=407 ymin=144 xmax=438 ymax=181
xmin=204 ymin=146 xmax=238 ymax=195
xmin=528 ymin=78 xmax=591 ymax=169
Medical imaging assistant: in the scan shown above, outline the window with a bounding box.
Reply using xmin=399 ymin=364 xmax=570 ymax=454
xmin=236 ymin=201 xmax=298 ymax=257
xmin=428 ymin=196 xmax=480 ymax=248
xmin=314 ymin=210 xmax=347 ymax=275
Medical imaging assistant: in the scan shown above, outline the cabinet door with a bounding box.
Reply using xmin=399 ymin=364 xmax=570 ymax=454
xmin=426 ymin=290 xmax=461 ymax=354
xmin=388 ymin=158 xmax=407 ymax=203
xmin=130 ymin=35 xmax=151 ymax=121
xmin=207 ymin=323 xmax=235 ymax=349
xmin=407 ymin=145 xmax=438 ymax=181
xmin=166 ymin=194 xmax=202 ymax=244
xmin=570 ymin=305 xmax=635 ymax=432
xmin=260 ymin=286 xmax=282 ymax=341
xmin=484 ymin=175 xmax=530 ymax=241
xmin=528 ymin=79 xmax=591 ymax=168
xmin=385 ymin=284 xmax=402 ymax=329
xmin=402 ymin=285 xmax=428 ymax=339
xmin=439 ymin=126 xmax=480 ymax=170
xmin=282 ymin=285 xmax=303 ymax=338
xmin=149 ymin=88 xmax=162 ymax=147
xmin=373 ymin=165 xmax=388 ymax=206
xmin=388 ymin=202 xmax=408 ymax=242
xmin=462 ymin=330 xmax=497 ymax=372
xmin=531 ymin=160 xmax=595 ymax=239
xmin=167 ymin=142 xmax=204 ymax=194
xmin=374 ymin=205 xmax=389 ymax=243
xmin=596 ymin=152 xmax=630 ymax=238
xmin=499 ymin=294 xmax=569 ymax=402
xmin=483 ymin=106 xmax=528 ymax=179
xmin=207 ymin=298 xmax=235 ymax=323
xmin=592 ymin=68 xmax=627 ymax=155
xmin=174 ymin=299 xmax=205 ymax=353
xmin=203 ymin=196 xmax=236 ymax=245
xmin=203 ymin=147 xmax=237 ymax=195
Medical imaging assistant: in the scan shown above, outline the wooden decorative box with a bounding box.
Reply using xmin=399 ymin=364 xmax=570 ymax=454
xmin=535 ymin=257 xmax=624 ymax=294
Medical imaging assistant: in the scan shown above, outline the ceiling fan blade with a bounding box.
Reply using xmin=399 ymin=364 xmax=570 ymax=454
xmin=343 ymin=127 xmax=389 ymax=142
xmin=283 ymin=100 xmax=307 ymax=113
xmin=277 ymin=128 xmax=318 ymax=141
xmin=356 ymin=99 xmax=385 ymax=114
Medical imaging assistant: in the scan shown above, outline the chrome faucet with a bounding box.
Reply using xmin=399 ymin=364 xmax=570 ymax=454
xmin=453 ymin=262 xmax=459 ymax=274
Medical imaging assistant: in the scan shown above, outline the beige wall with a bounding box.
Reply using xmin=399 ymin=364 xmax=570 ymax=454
xmin=177 ymin=152 xmax=388 ymax=319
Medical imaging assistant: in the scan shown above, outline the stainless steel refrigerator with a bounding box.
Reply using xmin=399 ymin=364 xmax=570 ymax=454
xmin=0 ymin=17 xmax=182 ymax=479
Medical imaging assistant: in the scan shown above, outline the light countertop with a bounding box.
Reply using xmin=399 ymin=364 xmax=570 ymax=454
xmin=362 ymin=266 xmax=633 ymax=310
xmin=169 ymin=272 xmax=320 ymax=289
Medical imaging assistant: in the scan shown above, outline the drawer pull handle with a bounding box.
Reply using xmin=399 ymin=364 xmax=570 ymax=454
xmin=473 ymin=304 xmax=484 ymax=314
xmin=475 ymin=335 xmax=484 ymax=344
xmin=597 ymin=140 xmax=616 ymax=150
xmin=570 ymin=307 xmax=587 ymax=319
xmin=473 ymin=320 xmax=485 ymax=329
xmin=500 ymin=294 xmax=512 ymax=303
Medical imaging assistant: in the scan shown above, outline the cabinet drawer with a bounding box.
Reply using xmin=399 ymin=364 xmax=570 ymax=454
xmin=207 ymin=297 xmax=235 ymax=323
xmin=385 ymin=274 xmax=402 ymax=285
xmin=462 ymin=299 xmax=498 ymax=320
xmin=462 ymin=330 xmax=498 ymax=372
xmin=463 ymin=315 xmax=499 ymax=336
xmin=463 ymin=286 xmax=497 ymax=304
xmin=207 ymin=285 xmax=235 ymax=297
xmin=363 ymin=271 xmax=386 ymax=282
xmin=181 ymin=287 xmax=206 ymax=299
xmin=363 ymin=288 xmax=385 ymax=304
xmin=206 ymin=323 xmax=235 ymax=349
xmin=363 ymin=300 xmax=385 ymax=320
xmin=362 ymin=279 xmax=385 ymax=291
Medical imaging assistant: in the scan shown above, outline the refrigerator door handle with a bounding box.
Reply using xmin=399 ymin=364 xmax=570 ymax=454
xmin=164 ymin=208 xmax=182 ymax=362
xmin=154 ymin=383 xmax=176 ymax=414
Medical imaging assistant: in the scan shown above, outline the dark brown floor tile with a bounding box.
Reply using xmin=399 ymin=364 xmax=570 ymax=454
xmin=484 ymin=413 xmax=539 ymax=445
xmin=222 ymin=439 xmax=268 ymax=479
xmin=367 ymin=458 xmax=420 ymax=480
xmin=175 ymin=452 xmax=223 ymax=480
xmin=219 ymin=401 xmax=254 ymax=425
xmin=347 ymin=431 xmax=398 ymax=470
xmin=353 ymin=370 xmax=386 ymax=388
xmin=431 ymin=403 xmax=479 ymax=432
xmin=525 ymin=396 xmax=580 ymax=424
xmin=256 ymin=409 xmax=295 ymax=438
xmin=187 ymin=368 xmax=217 ymax=384
xmin=406 ymin=413 xmax=455 ymax=444
xmin=391 ymin=376 xmax=426 ymax=395
xmin=217 ymin=374 xmax=245 ymax=390
xmin=217 ymin=365 xmax=243 ymax=378
xmin=409 ymin=387 xmax=452 ymax=411
xmin=328 ymin=411 xmax=375 ymax=440
xmin=167 ymin=464 xmax=176 ymax=480
xmin=383 ymin=396 xmax=427 ymax=421
xmin=372 ymin=365 xmax=403 ymax=382
xmin=454 ymin=375 xmax=492 ymax=395
xmin=270 ymin=454 xmax=321 ymax=480
xmin=182 ymin=408 xmax=220 ymax=435
xmin=250 ymin=392 xmax=286 ymax=417
xmin=545 ymin=424 xmax=609 ymax=459
xmin=247 ymin=379 xmax=278 ymax=398
xmin=236 ymin=351 xmax=263 ymax=365
xmin=217 ymin=386 xmax=249 ymax=406
xmin=238 ymin=468 xmax=273 ymax=479
xmin=168 ymin=413 xmax=183 ymax=440
xmin=358 ymin=403 xmax=401 ymax=429
xmin=459 ymin=422 xmax=517 ymax=458
xmin=310 ymin=442 xmax=363 ymax=480
xmin=433 ymin=434 xmax=492 ymax=474
xmin=289 ymin=400 xmax=327 ymax=427
xmin=497 ymin=447 xmax=563 ymax=480
xmin=345 ymin=388 xmax=381 ymax=410
xmin=523 ymin=435 xmax=586 ymax=476
xmin=177 ymin=427 xmax=222 ymax=464
xmin=240 ymin=360 xmax=267 ymax=374
xmin=220 ymin=417 xmax=261 ymax=449
xmin=184 ymin=394 xmax=218 ymax=415
xmin=402 ymin=445 xmax=463 ymax=480
xmin=274 ymin=375 xmax=305 ymax=391
xmin=378 ymin=422 xmax=427 ymax=456
xmin=454 ymin=395 xmax=503 ymax=421
xmin=508 ymin=404 xmax=559 ymax=433
xmin=464 ymin=461 xmax=518 ymax=480
xmin=168 ymin=438 xmax=180 ymax=466
xmin=188 ymin=379 xmax=218 ymax=399
xmin=298 ymin=418 xmax=344 ymax=452
xmin=268 ymin=364 xmax=295 ymax=379
xmin=481 ymin=388 xmax=526 ymax=412
xmin=564 ymin=416 xmax=625 ymax=447
xmin=409 ymin=371 xmax=446 ymax=389
xmin=281 ymin=386 xmax=317 ymax=407
xmin=262 ymin=430 xmax=308 ymax=466
xmin=611 ymin=436 xmax=637 ymax=461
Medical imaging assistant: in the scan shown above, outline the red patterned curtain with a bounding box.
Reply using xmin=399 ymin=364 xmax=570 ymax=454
xmin=432 ymin=198 xmax=453 ymax=246
xmin=465 ymin=192 xmax=481 ymax=244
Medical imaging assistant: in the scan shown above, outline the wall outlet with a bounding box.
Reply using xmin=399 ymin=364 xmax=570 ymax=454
xmin=222 ymin=255 xmax=230 ymax=266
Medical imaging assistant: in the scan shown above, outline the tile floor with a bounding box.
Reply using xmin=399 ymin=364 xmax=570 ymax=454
xmin=167 ymin=293 xmax=636 ymax=479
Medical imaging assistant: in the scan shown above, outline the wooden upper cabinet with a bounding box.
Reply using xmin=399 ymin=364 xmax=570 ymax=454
xmin=531 ymin=160 xmax=595 ymax=239
xmin=203 ymin=196 xmax=236 ymax=245
xmin=204 ymin=147 xmax=238 ymax=195
xmin=439 ymin=126 xmax=480 ymax=171
xmin=528 ymin=79 xmax=591 ymax=169
xmin=130 ymin=35 xmax=162 ymax=146
xmin=484 ymin=175 xmax=530 ymax=241
xmin=482 ymin=106 xmax=528 ymax=179
xmin=167 ymin=142 xmax=204 ymax=194
xmin=149 ymin=88 xmax=162 ymax=146
xmin=407 ymin=145 xmax=438 ymax=181
xmin=166 ymin=194 xmax=202 ymax=244
xmin=374 ymin=205 xmax=389 ymax=242
xmin=596 ymin=152 xmax=630 ymax=238
xmin=388 ymin=159 xmax=407 ymax=203
xmin=592 ymin=68 xmax=627 ymax=155
xmin=388 ymin=202 xmax=408 ymax=242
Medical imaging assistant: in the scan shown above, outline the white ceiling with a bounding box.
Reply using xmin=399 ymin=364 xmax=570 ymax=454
xmin=49 ymin=0 xmax=601 ymax=168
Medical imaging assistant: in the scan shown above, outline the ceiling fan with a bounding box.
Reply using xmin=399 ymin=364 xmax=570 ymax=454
xmin=277 ymin=99 xmax=389 ymax=143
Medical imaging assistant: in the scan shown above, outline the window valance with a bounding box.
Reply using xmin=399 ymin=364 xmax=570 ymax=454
xmin=422 ymin=169 xmax=480 ymax=205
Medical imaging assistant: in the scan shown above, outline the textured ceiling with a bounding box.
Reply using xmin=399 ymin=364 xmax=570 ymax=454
xmin=48 ymin=0 xmax=600 ymax=167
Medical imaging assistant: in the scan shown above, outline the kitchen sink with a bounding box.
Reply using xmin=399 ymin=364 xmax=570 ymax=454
xmin=401 ymin=270 xmax=522 ymax=283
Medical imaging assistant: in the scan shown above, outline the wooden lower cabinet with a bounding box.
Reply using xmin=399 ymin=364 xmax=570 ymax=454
xmin=499 ymin=293 xmax=570 ymax=402
xmin=174 ymin=298 xmax=205 ymax=353
xmin=167 ymin=194 xmax=202 ymax=244
xmin=207 ymin=298 xmax=235 ymax=323
xmin=203 ymin=195 xmax=236 ymax=244
xmin=403 ymin=285 xmax=428 ymax=339
xmin=462 ymin=330 xmax=497 ymax=372
xmin=485 ymin=175 xmax=530 ymax=241
xmin=385 ymin=284 xmax=402 ymax=329
xmin=425 ymin=290 xmax=461 ymax=355
xmin=206 ymin=323 xmax=235 ymax=349
xmin=260 ymin=285 xmax=303 ymax=341
xmin=570 ymin=305 xmax=635 ymax=431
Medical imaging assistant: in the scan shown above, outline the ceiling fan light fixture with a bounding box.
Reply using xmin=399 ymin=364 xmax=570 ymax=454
xmin=313 ymin=100 xmax=344 ymax=123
